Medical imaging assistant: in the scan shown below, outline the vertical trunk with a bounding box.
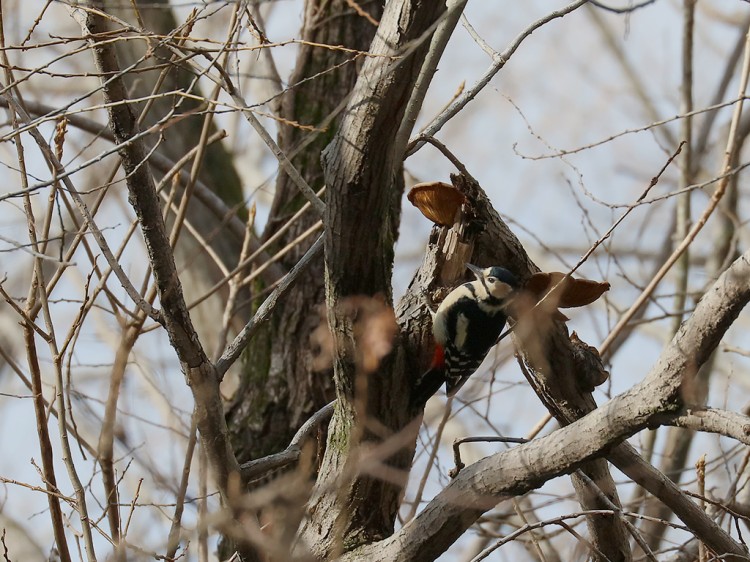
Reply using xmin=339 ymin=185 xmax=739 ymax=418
xmin=221 ymin=2 xmax=383 ymax=557
xmin=298 ymin=1 xmax=448 ymax=557
xmin=225 ymin=0 xmax=383 ymax=464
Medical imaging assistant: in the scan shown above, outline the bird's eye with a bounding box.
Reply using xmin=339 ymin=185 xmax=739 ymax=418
xmin=487 ymin=277 xmax=497 ymax=284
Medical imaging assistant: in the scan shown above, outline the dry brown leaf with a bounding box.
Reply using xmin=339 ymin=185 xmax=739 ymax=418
xmin=525 ymin=272 xmax=610 ymax=308
xmin=407 ymin=181 xmax=465 ymax=226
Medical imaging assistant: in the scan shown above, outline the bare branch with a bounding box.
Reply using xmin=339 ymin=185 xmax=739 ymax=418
xmin=340 ymin=249 xmax=750 ymax=562
xmin=600 ymin=23 xmax=750 ymax=354
xmin=405 ymin=0 xmax=590 ymax=157
xmin=222 ymin=80 xmax=325 ymax=216
xmin=69 ymin=8 xmax=247 ymax=554
xmin=590 ymin=0 xmax=656 ymax=14
xmin=0 ymin=96 xmax=285 ymax=284
xmin=393 ymin=0 xmax=468 ymax=162
xmin=239 ymin=400 xmax=335 ymax=483
xmin=0 ymin=90 xmax=163 ymax=324
xmin=216 ymin=234 xmax=324 ymax=378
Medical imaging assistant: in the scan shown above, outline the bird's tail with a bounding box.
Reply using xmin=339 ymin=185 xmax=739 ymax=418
xmin=444 ymin=373 xmax=469 ymax=397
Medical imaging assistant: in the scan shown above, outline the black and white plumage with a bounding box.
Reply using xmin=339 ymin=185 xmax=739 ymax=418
xmin=422 ymin=264 xmax=519 ymax=399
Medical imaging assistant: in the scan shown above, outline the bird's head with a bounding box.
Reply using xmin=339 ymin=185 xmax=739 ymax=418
xmin=466 ymin=263 xmax=519 ymax=301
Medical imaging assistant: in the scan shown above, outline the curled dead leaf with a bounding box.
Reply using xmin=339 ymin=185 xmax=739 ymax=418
xmin=525 ymin=272 xmax=610 ymax=308
xmin=407 ymin=181 xmax=465 ymax=226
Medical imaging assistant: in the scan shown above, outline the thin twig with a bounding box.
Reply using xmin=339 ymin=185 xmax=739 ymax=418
xmin=186 ymin=188 xmax=322 ymax=311
xmin=0 ymin=342 xmax=97 ymax=457
xmin=167 ymin=4 xmax=241 ymax=254
xmin=405 ymin=397 xmax=454 ymax=521
xmin=240 ymin=400 xmax=335 ymax=483
xmin=451 ymin=435 xmax=529 ymax=478
xmin=472 ymin=510 xmax=616 ymax=562
xmin=575 ymin=470 xmax=658 ymax=562
xmin=166 ymin=414 xmax=199 ymax=559
xmin=502 ymin=142 xmax=685 ymax=355
xmin=393 ymin=0 xmax=467 ymax=161
xmin=586 ymin=3 xmax=676 ymax=148
xmin=237 ymin=220 xmax=322 ymax=289
xmin=0 ymin=97 xmax=284 ymax=283
xmin=405 ymin=0 xmax=590 ymax=157
xmin=515 ymin=96 xmax=746 ymax=161
xmin=0 ymin=528 xmax=10 ymax=562
xmin=99 ymin=327 xmax=140 ymax=543
xmin=344 ymin=0 xmax=379 ymax=26
xmin=696 ymin=454 xmax=707 ymax=562
xmin=590 ymin=0 xmax=656 ymax=14
xmin=216 ymin=233 xmax=324 ymax=378
xmin=198 ymin=446 xmax=208 ymax=562
xmin=0 ymin=284 xmax=51 ymax=342
xmin=222 ymin=76 xmax=325 ymax=215
xmin=412 ymin=135 xmax=476 ymax=181
xmin=72 ymin=10 xmax=248 ymax=550
xmin=36 ymin=259 xmax=98 ymax=562
xmin=214 ymin=204 xmax=256 ymax=358
xmin=0 ymin=13 xmax=73 ymax=557
xmin=671 ymin=0 xmax=695 ymax=335
xmin=0 ymin=88 xmax=163 ymax=324
xmin=123 ymin=478 xmax=143 ymax=539
xmin=600 ymin=24 xmax=750 ymax=355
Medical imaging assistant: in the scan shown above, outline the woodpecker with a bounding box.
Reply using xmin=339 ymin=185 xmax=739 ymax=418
xmin=419 ymin=264 xmax=519 ymax=400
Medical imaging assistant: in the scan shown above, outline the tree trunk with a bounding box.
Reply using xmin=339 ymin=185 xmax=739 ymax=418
xmin=221 ymin=1 xmax=383 ymax=558
xmin=225 ymin=0 xmax=382 ymax=465
xmin=298 ymin=1 xmax=448 ymax=557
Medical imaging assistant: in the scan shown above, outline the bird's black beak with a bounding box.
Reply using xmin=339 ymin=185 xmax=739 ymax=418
xmin=466 ymin=263 xmax=483 ymax=280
